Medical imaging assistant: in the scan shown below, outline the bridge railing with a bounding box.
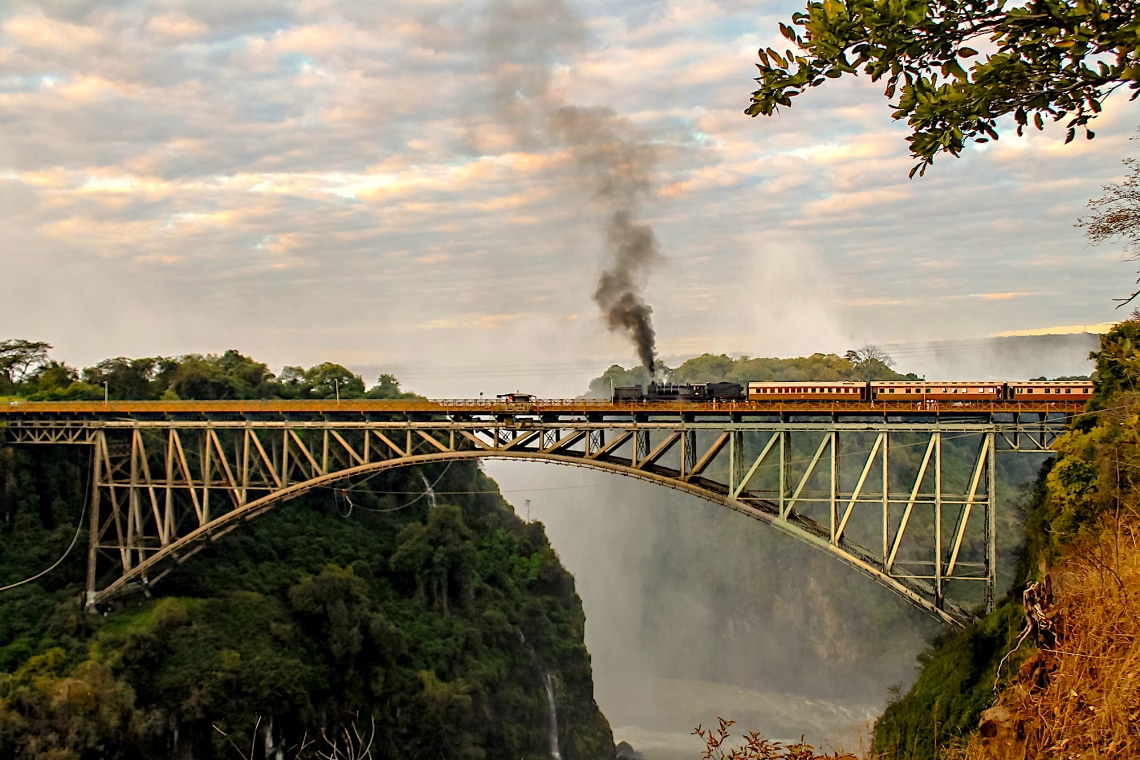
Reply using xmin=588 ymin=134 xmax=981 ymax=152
xmin=0 ymin=397 xmax=1088 ymax=417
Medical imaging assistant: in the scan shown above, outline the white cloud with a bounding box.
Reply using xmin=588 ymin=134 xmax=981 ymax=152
xmin=0 ymin=0 xmax=1133 ymax=391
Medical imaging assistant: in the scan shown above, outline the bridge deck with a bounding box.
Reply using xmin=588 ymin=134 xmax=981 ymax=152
xmin=0 ymin=398 xmax=1087 ymax=421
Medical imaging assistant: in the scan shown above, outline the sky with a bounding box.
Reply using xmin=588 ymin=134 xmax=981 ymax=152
xmin=1 ymin=0 xmax=1136 ymax=398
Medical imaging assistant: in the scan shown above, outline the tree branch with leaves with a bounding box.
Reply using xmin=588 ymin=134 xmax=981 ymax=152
xmin=748 ymin=0 xmax=1140 ymax=176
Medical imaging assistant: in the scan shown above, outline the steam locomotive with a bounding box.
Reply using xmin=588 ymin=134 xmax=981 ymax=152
xmin=612 ymin=382 xmax=745 ymax=402
xmin=611 ymin=379 xmax=1093 ymax=403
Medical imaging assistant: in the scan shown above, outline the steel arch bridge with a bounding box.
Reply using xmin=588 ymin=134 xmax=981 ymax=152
xmin=1 ymin=398 xmax=1079 ymax=626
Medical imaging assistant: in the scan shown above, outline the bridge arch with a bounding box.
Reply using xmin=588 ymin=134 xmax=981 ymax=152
xmin=94 ymin=449 xmax=969 ymax=626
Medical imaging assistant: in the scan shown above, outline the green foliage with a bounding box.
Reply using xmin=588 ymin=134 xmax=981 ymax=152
xmin=0 ymin=340 xmax=422 ymax=402
xmin=0 ymin=445 xmax=614 ymax=758
xmin=279 ymin=363 xmax=366 ymax=399
xmin=1088 ymin=316 xmax=1140 ymax=406
xmin=748 ymin=0 xmax=1140 ymax=175
xmin=156 ymin=351 xmax=278 ymax=400
xmin=82 ymin=357 xmax=158 ymax=400
xmin=0 ymin=340 xmax=51 ymax=394
xmin=670 ymin=350 xmax=914 ymax=383
xmin=871 ymin=602 xmax=1028 ymax=759
xmin=0 ymin=647 xmax=155 ymax=759
xmin=366 ymin=372 xmax=416 ymax=399
xmin=390 ymin=505 xmax=477 ymax=615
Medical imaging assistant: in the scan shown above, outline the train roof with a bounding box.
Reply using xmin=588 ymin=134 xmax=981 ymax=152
xmin=747 ymin=380 xmax=864 ymax=386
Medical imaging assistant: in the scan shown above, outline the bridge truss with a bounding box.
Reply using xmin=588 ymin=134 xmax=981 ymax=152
xmin=1 ymin=399 xmax=1077 ymax=626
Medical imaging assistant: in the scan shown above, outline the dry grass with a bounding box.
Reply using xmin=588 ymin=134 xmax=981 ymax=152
xmin=947 ymin=520 xmax=1140 ymax=760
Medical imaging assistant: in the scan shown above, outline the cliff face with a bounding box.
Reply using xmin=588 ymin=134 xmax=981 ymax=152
xmin=0 ymin=447 xmax=614 ymax=759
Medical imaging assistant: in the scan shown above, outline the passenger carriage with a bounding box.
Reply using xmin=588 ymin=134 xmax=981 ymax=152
xmin=870 ymin=381 xmax=1002 ymax=402
xmin=1005 ymin=381 xmax=1093 ymax=401
xmin=747 ymin=381 xmax=866 ymax=401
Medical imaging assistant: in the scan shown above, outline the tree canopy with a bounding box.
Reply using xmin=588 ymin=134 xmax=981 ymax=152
xmin=0 ymin=340 xmax=50 ymax=392
xmin=0 ymin=342 xmax=419 ymax=402
xmin=747 ymin=0 xmax=1140 ymax=175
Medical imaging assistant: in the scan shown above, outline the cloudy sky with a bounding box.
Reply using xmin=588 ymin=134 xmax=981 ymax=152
xmin=1 ymin=0 xmax=1136 ymax=396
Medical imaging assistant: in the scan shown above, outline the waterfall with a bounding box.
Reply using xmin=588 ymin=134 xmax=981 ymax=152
xmin=542 ymin=669 xmax=562 ymax=760
xmin=263 ymin=716 xmax=284 ymax=760
xmin=420 ymin=473 xmax=437 ymax=509
xmin=518 ymin=628 xmax=562 ymax=760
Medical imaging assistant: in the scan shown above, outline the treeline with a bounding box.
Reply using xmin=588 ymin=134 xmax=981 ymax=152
xmin=872 ymin=318 xmax=1140 ymax=759
xmin=0 ymin=339 xmax=412 ymax=401
xmin=585 ymin=350 xmax=915 ymax=396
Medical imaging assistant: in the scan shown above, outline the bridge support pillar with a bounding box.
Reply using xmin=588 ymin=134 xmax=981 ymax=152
xmin=634 ymin=431 xmax=650 ymax=466
xmin=681 ymin=431 xmax=696 ymax=477
xmin=985 ymin=430 xmax=997 ymax=614
xmin=728 ymin=432 xmax=743 ymax=493
xmin=85 ymin=436 xmax=102 ymax=613
xmin=588 ymin=430 xmax=604 ymax=456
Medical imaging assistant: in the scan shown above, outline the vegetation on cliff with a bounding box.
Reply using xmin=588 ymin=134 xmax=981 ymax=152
xmin=872 ymin=317 xmax=1140 ymax=759
xmin=0 ymin=348 xmax=614 ymax=759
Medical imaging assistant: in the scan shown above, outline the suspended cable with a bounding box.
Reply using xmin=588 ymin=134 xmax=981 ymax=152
xmin=318 ymin=482 xmax=605 ymax=496
xmin=0 ymin=476 xmax=89 ymax=594
xmin=334 ymin=460 xmax=454 ymax=514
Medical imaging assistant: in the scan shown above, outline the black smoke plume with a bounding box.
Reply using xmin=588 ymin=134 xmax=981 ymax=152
xmin=550 ymin=105 xmax=660 ymax=372
xmin=482 ymin=1 xmax=661 ymax=372
xmin=596 ymin=213 xmax=658 ymax=371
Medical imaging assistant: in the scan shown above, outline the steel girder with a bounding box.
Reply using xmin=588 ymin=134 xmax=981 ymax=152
xmin=2 ymin=412 xmax=1066 ymax=626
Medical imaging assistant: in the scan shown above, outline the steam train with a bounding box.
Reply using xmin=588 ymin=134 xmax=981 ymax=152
xmin=611 ymin=379 xmax=1094 ymax=403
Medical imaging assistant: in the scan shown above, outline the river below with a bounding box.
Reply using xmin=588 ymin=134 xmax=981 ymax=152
xmin=602 ymin=676 xmax=877 ymax=759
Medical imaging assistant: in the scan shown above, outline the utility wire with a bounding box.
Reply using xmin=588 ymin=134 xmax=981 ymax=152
xmin=320 ymin=482 xmax=604 ymax=496
xmin=0 ymin=480 xmax=89 ymax=594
